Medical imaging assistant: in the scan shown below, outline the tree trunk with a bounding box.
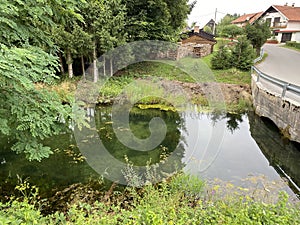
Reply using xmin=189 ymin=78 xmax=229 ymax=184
xmin=81 ymin=55 xmax=86 ymax=80
xmin=103 ymin=56 xmax=106 ymax=77
xmin=59 ymin=52 xmax=65 ymax=75
xmin=93 ymin=42 xmax=98 ymax=82
xmin=110 ymin=58 xmax=113 ymax=76
xmin=67 ymin=51 xmax=73 ymax=79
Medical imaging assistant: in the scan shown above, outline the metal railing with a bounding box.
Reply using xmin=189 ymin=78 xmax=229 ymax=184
xmin=252 ymin=66 xmax=300 ymax=98
xmin=272 ymin=22 xmax=287 ymax=28
xmin=253 ymin=48 xmax=264 ymax=64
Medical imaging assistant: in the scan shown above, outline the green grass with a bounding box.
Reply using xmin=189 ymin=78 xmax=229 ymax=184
xmin=120 ymin=61 xmax=195 ymax=83
xmin=1 ymin=173 xmax=299 ymax=224
xmin=282 ymin=44 xmax=300 ymax=53
xmin=119 ymin=56 xmax=251 ymax=86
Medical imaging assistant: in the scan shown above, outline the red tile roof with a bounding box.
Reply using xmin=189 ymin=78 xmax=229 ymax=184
xmin=232 ymin=12 xmax=263 ymax=24
xmin=273 ymin=5 xmax=300 ymax=21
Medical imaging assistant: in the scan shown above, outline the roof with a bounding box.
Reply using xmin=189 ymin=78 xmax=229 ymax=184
xmin=272 ymin=5 xmax=300 ymax=21
xmin=183 ymin=29 xmax=216 ymax=42
xmin=231 ymin=12 xmax=263 ymax=25
xmin=204 ymin=19 xmax=216 ymax=27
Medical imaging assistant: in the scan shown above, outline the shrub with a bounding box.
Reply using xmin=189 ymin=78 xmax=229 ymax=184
xmin=232 ymin=36 xmax=256 ymax=71
xmin=211 ymin=36 xmax=255 ymax=71
xmin=211 ymin=45 xmax=233 ymax=70
xmin=286 ymin=41 xmax=300 ymax=49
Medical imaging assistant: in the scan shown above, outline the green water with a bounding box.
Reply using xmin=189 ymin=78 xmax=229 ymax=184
xmin=0 ymin=106 xmax=299 ymax=199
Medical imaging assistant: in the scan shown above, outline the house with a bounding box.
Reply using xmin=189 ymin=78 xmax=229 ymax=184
xmin=178 ymin=26 xmax=216 ymax=58
xmin=231 ymin=12 xmax=263 ymax=27
xmin=232 ymin=4 xmax=300 ymax=43
xmin=258 ymin=4 xmax=300 ymax=43
xmin=203 ymin=19 xmax=216 ymax=32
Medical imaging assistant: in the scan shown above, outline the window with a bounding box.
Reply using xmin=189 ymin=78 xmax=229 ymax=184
xmin=273 ymin=17 xmax=281 ymax=27
xmin=274 ymin=17 xmax=280 ymax=23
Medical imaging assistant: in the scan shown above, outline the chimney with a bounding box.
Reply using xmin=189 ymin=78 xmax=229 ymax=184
xmin=292 ymin=3 xmax=295 ymax=7
xmin=194 ymin=26 xmax=200 ymax=33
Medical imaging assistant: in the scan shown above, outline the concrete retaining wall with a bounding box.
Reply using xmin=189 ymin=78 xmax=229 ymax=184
xmin=251 ymin=74 xmax=300 ymax=143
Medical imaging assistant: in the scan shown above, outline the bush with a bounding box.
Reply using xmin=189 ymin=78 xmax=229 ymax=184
xmin=232 ymin=36 xmax=256 ymax=71
xmin=286 ymin=41 xmax=300 ymax=49
xmin=211 ymin=45 xmax=233 ymax=70
xmin=211 ymin=36 xmax=256 ymax=71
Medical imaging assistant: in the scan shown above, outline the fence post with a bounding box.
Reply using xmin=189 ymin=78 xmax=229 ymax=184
xmin=282 ymin=84 xmax=289 ymax=98
xmin=256 ymin=69 xmax=261 ymax=82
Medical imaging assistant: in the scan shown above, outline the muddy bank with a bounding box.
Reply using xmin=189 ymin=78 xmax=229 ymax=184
xmin=174 ymin=80 xmax=252 ymax=106
xmin=77 ymin=78 xmax=253 ymax=110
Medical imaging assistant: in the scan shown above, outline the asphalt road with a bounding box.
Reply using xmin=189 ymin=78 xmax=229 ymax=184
xmin=256 ymin=44 xmax=300 ymax=86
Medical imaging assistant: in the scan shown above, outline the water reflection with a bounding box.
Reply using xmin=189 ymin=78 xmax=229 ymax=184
xmin=182 ymin=110 xmax=300 ymax=198
xmin=0 ymin=107 xmax=299 ymax=197
xmin=249 ymin=112 xmax=300 ymax=195
xmin=78 ymin=106 xmax=187 ymax=186
xmin=0 ymin=134 xmax=100 ymax=199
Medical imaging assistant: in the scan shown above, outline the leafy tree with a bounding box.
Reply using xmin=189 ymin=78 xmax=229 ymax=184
xmin=232 ymin=36 xmax=256 ymax=71
xmin=53 ymin=22 xmax=92 ymax=78
xmin=81 ymin=0 xmax=127 ymax=81
xmin=50 ymin=0 xmax=88 ymax=78
xmin=164 ymin=0 xmax=192 ymax=32
xmin=220 ymin=24 xmax=244 ymax=39
xmin=72 ymin=23 xmax=93 ymax=79
xmin=0 ymin=0 xmax=84 ymax=161
xmin=216 ymin=14 xmax=239 ymax=37
xmin=123 ymin=0 xmax=192 ymax=42
xmin=245 ymin=21 xmax=271 ymax=55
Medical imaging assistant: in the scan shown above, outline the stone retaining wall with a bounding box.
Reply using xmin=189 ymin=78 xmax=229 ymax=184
xmin=251 ymin=74 xmax=300 ymax=143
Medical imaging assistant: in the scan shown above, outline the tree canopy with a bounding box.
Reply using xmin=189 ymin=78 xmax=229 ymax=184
xmin=245 ymin=21 xmax=271 ymax=55
xmin=219 ymin=24 xmax=244 ymax=39
xmin=0 ymin=0 xmax=193 ymax=160
xmin=123 ymin=0 xmax=192 ymax=41
xmin=0 ymin=0 xmax=85 ymax=160
xmin=216 ymin=14 xmax=240 ymax=37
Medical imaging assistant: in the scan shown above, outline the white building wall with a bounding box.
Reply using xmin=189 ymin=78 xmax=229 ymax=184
xmin=286 ymin=21 xmax=300 ymax=29
xmin=292 ymin=32 xmax=300 ymax=42
xmin=276 ymin=33 xmax=283 ymax=42
xmin=262 ymin=12 xmax=287 ymax=25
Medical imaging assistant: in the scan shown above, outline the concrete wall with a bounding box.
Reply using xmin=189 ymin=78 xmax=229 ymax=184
xmin=251 ymin=74 xmax=300 ymax=143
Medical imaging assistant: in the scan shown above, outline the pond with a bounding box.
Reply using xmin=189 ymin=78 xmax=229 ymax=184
xmin=0 ymin=106 xmax=299 ymax=199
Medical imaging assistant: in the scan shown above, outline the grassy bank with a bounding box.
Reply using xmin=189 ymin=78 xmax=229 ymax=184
xmin=282 ymin=44 xmax=300 ymax=53
xmin=1 ymin=174 xmax=299 ymax=224
xmin=47 ymin=49 xmax=252 ymax=113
